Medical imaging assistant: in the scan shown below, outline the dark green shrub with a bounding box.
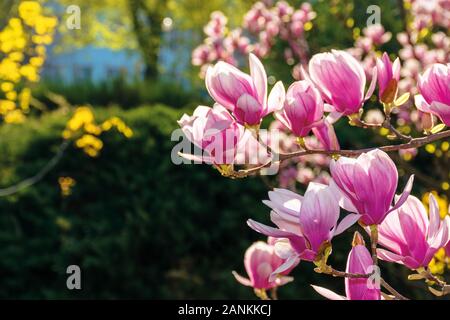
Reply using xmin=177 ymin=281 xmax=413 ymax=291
xmin=0 ymin=105 xmax=273 ymax=299
xmin=32 ymin=78 xmax=203 ymax=111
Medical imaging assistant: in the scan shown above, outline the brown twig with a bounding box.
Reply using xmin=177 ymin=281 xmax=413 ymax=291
xmin=0 ymin=140 xmax=71 ymax=197
xmin=270 ymin=287 xmax=278 ymax=300
xmin=351 ymin=116 xmax=412 ymax=142
xmin=228 ymin=130 xmax=450 ymax=178
xmin=380 ymin=278 xmax=409 ymax=300
xmin=413 ymin=268 xmax=450 ymax=297
xmin=318 ymin=265 xmax=409 ymax=300
xmin=322 ymin=266 xmax=372 ymax=279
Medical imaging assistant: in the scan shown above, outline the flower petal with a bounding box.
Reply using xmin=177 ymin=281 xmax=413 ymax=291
xmin=386 ymin=175 xmax=415 ymax=215
xmin=365 ymin=67 xmax=378 ymax=101
xmin=428 ymin=193 xmax=441 ymax=240
xmin=232 ymin=271 xmax=252 ymax=287
xmin=269 ymin=255 xmax=300 ymax=282
xmin=266 ymin=81 xmax=286 ymax=114
xmin=377 ymin=248 xmax=404 ymax=264
xmin=247 ymin=219 xmax=296 ymax=238
xmin=249 ymin=53 xmax=267 ymax=107
xmin=333 ymin=214 xmax=361 ymax=236
xmin=311 ymin=285 xmax=347 ymax=300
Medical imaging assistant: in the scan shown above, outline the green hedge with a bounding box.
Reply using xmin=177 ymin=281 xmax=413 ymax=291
xmin=0 ymin=105 xmax=274 ymax=299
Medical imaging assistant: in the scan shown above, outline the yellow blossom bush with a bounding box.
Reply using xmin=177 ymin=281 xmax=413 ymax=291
xmin=0 ymin=1 xmax=57 ymax=123
xmin=63 ymin=106 xmax=133 ymax=157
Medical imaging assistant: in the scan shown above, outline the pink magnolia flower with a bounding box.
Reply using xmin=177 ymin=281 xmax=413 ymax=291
xmin=330 ymin=149 xmax=414 ymax=226
xmin=312 ymin=244 xmax=381 ymax=300
xmin=206 ymin=53 xmax=285 ymax=126
xmin=203 ymin=11 xmax=227 ymax=38
xmin=232 ymin=239 xmax=294 ymax=290
xmin=376 ymin=52 xmax=401 ymax=103
xmin=247 ymin=184 xmax=360 ymax=276
xmin=177 ymin=104 xmax=243 ymax=165
xmin=275 ymin=80 xmax=324 ymax=137
xmin=311 ymin=119 xmax=340 ymax=151
xmin=377 ymin=194 xmax=450 ymax=270
xmin=415 ymin=63 xmax=450 ymax=126
xmin=305 ymin=50 xmax=377 ymax=116
xmin=363 ymin=24 xmax=392 ymax=46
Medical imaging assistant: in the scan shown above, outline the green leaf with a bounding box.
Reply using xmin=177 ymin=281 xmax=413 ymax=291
xmin=430 ymin=123 xmax=446 ymax=134
xmin=387 ymin=134 xmax=397 ymax=140
xmin=394 ymin=92 xmax=411 ymax=107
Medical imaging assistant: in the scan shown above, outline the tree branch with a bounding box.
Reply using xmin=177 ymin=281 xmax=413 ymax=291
xmin=380 ymin=278 xmax=409 ymax=300
xmin=228 ymin=130 xmax=450 ymax=178
xmin=0 ymin=140 xmax=70 ymax=197
xmin=317 ymin=264 xmax=409 ymax=300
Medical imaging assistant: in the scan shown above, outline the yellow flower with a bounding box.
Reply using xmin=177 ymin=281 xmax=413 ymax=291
xmin=4 ymin=109 xmax=25 ymax=123
xmin=19 ymin=87 xmax=31 ymax=111
xmin=8 ymin=18 xmax=22 ymax=29
xmin=429 ymin=248 xmax=449 ymax=275
xmin=75 ymin=134 xmax=104 ymax=157
xmin=6 ymin=91 xmax=17 ymax=101
xmin=64 ymin=106 xmax=132 ymax=156
xmin=20 ymin=64 xmax=39 ymax=82
xmin=0 ymin=99 xmax=16 ymax=113
xmin=58 ymin=176 xmax=76 ymax=197
xmin=8 ymin=52 xmax=24 ymax=62
xmin=0 ymin=58 xmax=21 ymax=82
xmin=0 ymin=1 xmax=56 ymax=123
xmin=422 ymin=191 xmax=449 ymax=219
xmin=19 ymin=1 xmax=42 ymax=26
xmin=35 ymin=45 xmax=46 ymax=55
xmin=1 ymin=82 xmax=14 ymax=92
xmin=30 ymin=56 xmax=44 ymax=67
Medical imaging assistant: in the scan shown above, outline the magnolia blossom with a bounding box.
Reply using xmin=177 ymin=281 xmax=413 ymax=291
xmin=305 ymin=50 xmax=377 ymax=116
xmin=415 ymin=63 xmax=450 ymax=126
xmin=177 ymin=104 xmax=243 ymax=165
xmin=312 ymin=244 xmax=381 ymax=300
xmin=247 ymin=184 xmax=360 ymax=277
xmin=377 ymin=194 xmax=450 ymax=270
xmin=275 ymin=80 xmax=324 ymax=137
xmin=376 ymin=52 xmax=401 ymax=103
xmin=363 ymin=24 xmax=392 ymax=46
xmin=232 ymin=238 xmax=294 ymax=290
xmin=311 ymin=119 xmax=340 ymax=151
xmin=330 ymin=149 xmax=414 ymax=226
xmin=206 ymin=53 xmax=285 ymax=126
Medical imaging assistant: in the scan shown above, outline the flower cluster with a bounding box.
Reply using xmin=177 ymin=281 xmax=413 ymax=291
xmin=58 ymin=176 xmax=76 ymax=197
xmin=192 ymin=0 xmax=316 ymax=79
xmin=348 ymin=24 xmax=392 ymax=80
xmin=341 ymin=1 xmax=449 ymax=170
xmin=63 ymin=106 xmax=133 ymax=157
xmin=0 ymin=1 xmax=57 ymax=123
xmin=179 ymin=40 xmax=450 ymax=298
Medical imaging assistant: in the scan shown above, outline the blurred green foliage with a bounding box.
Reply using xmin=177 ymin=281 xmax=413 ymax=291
xmin=32 ymin=78 xmax=202 ymax=110
xmin=0 ymin=104 xmax=270 ymax=298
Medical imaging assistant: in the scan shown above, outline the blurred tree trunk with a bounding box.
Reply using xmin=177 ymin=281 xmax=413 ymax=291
xmin=128 ymin=0 xmax=167 ymax=80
